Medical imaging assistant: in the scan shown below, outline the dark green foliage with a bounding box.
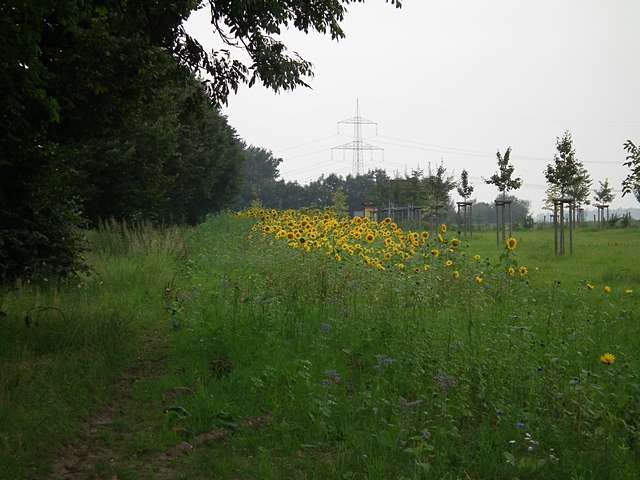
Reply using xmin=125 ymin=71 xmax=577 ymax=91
xmin=593 ymin=178 xmax=615 ymax=205
xmin=485 ymin=146 xmax=522 ymax=198
xmin=179 ymin=0 xmax=402 ymax=105
xmin=622 ymin=140 xmax=640 ymax=203
xmin=545 ymin=131 xmax=591 ymax=204
xmin=457 ymin=169 xmax=474 ymax=200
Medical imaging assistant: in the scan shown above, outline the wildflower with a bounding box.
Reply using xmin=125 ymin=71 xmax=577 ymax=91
xmin=434 ymin=371 xmax=457 ymax=392
xmin=599 ymin=353 xmax=615 ymax=365
xmin=375 ymin=354 xmax=395 ymax=368
xmin=473 ymin=254 xmax=481 ymax=262
xmin=518 ymin=266 xmax=528 ymax=277
xmin=507 ymin=267 xmax=515 ymax=277
xmin=603 ymin=285 xmax=612 ymax=294
xmin=475 ymin=275 xmax=483 ymax=284
xmin=506 ymin=237 xmax=518 ymax=250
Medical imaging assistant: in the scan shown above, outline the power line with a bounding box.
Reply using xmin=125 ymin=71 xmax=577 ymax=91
xmin=331 ymin=99 xmax=384 ymax=175
xmin=272 ymin=134 xmax=343 ymax=153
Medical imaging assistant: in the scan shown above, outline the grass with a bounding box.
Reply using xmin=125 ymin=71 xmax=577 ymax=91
xmin=0 ymin=222 xmax=184 ymax=479
xmin=1 ymin=215 xmax=639 ymax=479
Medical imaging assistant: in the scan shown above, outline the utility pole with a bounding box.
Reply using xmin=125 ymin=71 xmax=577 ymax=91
xmin=331 ymin=99 xmax=383 ymax=175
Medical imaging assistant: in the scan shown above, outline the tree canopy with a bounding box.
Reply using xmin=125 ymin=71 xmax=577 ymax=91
xmin=485 ymin=147 xmax=522 ymax=198
xmin=622 ymin=140 xmax=640 ymax=203
xmin=544 ymin=131 xmax=591 ymax=204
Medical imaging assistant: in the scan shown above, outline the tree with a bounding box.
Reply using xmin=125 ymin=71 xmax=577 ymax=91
xmin=457 ymin=169 xmax=474 ymax=200
xmin=332 ymin=189 xmax=349 ymax=218
xmin=544 ymin=131 xmax=591 ymax=203
xmin=424 ymin=162 xmax=457 ymax=213
xmin=593 ymin=178 xmax=615 ymax=205
xmin=178 ymin=0 xmax=402 ymax=105
xmin=485 ymin=147 xmax=522 ymax=199
xmin=622 ymin=140 xmax=640 ymax=203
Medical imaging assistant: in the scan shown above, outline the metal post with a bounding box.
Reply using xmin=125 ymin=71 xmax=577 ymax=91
xmin=553 ymin=202 xmax=558 ymax=255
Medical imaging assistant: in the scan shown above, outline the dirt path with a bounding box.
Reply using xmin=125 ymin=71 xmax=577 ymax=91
xmin=47 ymin=329 xmax=169 ymax=480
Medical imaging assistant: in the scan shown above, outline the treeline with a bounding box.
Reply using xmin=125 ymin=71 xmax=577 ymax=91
xmin=2 ymin=2 xmax=246 ymax=279
xmin=234 ymin=148 xmax=531 ymax=224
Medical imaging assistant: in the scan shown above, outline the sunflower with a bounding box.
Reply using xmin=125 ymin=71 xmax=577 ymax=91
xmin=452 ymin=270 xmax=460 ymax=279
xmin=624 ymin=289 xmax=633 ymax=294
xmin=599 ymin=353 xmax=616 ymax=365
xmin=506 ymin=237 xmax=518 ymax=250
xmin=507 ymin=267 xmax=515 ymax=277
xmin=414 ymin=267 xmax=421 ymax=273
xmin=383 ymin=217 xmax=392 ymax=224
xmin=424 ymin=264 xmax=431 ymax=272
xmin=450 ymin=238 xmax=460 ymax=248
xmin=421 ymin=231 xmax=430 ymax=240
xmin=286 ymin=232 xmax=294 ymax=240
xmin=473 ymin=254 xmax=481 ymax=262
xmin=430 ymin=248 xmax=440 ymax=257
xmin=518 ymin=266 xmax=528 ymax=276
xmin=475 ymin=275 xmax=483 ymax=284
xmin=445 ymin=260 xmax=454 ymax=267
xmin=603 ymin=285 xmax=612 ymax=294
xmin=365 ymin=232 xmax=375 ymax=243
xmin=586 ymin=282 xmax=594 ymax=290
xmin=439 ymin=224 xmax=447 ymax=234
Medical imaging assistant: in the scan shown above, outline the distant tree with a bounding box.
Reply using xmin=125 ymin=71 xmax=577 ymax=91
xmin=485 ymin=147 xmax=522 ymax=200
xmin=544 ymin=131 xmax=591 ymax=204
xmin=332 ymin=189 xmax=349 ymax=218
xmin=622 ymin=140 xmax=640 ymax=203
xmin=234 ymin=147 xmax=283 ymax=209
xmin=457 ymin=169 xmax=474 ymax=200
xmin=424 ymin=162 xmax=457 ymax=212
xmin=593 ymin=178 xmax=615 ymax=205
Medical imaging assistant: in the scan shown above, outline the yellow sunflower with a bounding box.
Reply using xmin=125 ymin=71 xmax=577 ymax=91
xmin=452 ymin=270 xmax=460 ymax=279
xmin=603 ymin=285 xmax=612 ymax=294
xmin=473 ymin=254 xmax=481 ymax=262
xmin=439 ymin=224 xmax=447 ymax=234
xmin=506 ymin=237 xmax=518 ymax=250
xmin=599 ymin=353 xmax=615 ymax=365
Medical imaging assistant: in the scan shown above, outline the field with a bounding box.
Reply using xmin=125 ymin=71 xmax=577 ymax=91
xmin=1 ymin=213 xmax=639 ymax=479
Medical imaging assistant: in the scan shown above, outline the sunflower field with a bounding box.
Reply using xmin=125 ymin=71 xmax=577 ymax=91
xmin=161 ymin=210 xmax=640 ymax=479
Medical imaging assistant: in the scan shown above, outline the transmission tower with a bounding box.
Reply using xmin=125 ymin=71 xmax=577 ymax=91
xmin=331 ymin=99 xmax=383 ymax=175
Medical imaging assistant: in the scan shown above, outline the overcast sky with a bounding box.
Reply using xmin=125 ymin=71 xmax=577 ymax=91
xmin=185 ymin=0 xmax=640 ymax=213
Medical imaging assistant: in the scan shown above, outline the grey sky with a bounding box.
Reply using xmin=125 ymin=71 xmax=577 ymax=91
xmin=185 ymin=1 xmax=640 ymax=213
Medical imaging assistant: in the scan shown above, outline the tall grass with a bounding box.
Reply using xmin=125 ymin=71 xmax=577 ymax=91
xmin=0 ymin=221 xmax=184 ymax=479
xmin=151 ymin=215 xmax=640 ymax=479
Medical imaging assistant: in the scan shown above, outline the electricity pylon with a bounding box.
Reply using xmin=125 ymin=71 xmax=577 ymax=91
xmin=331 ymin=99 xmax=383 ymax=175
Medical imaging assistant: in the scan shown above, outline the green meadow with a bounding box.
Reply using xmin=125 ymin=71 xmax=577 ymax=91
xmin=1 ymin=216 xmax=639 ymax=479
